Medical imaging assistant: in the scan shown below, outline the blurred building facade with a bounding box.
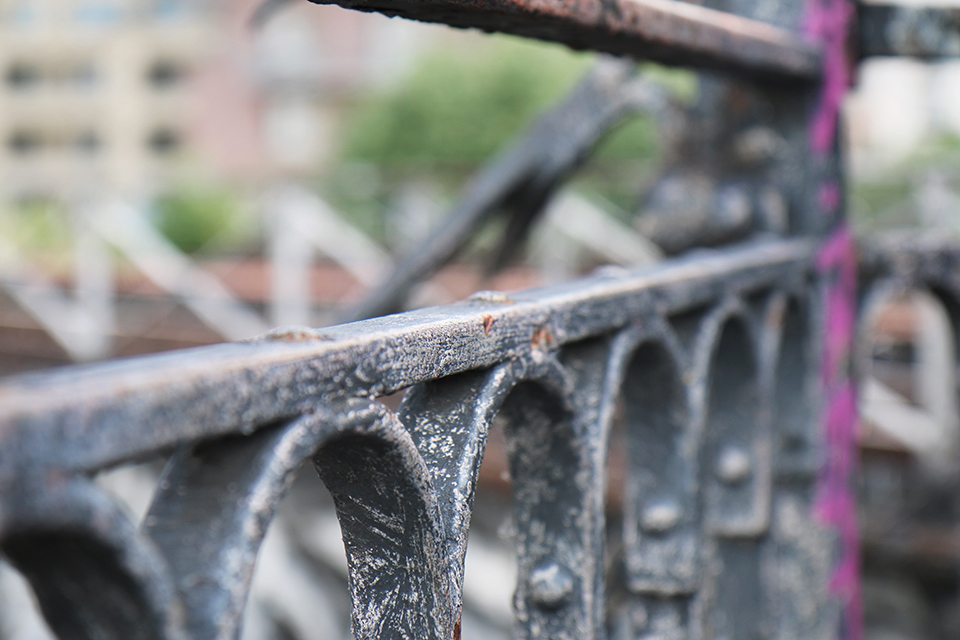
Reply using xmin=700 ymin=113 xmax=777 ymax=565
xmin=0 ymin=0 xmax=217 ymax=196
xmin=0 ymin=0 xmax=426 ymax=199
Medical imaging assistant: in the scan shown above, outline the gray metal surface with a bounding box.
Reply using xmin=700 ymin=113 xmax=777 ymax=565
xmin=2 ymin=0 xmax=959 ymax=639
xmin=0 ymin=238 xmax=829 ymax=640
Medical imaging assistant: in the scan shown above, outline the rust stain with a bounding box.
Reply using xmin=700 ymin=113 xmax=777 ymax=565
xmin=314 ymin=0 xmax=820 ymax=80
xmin=532 ymin=327 xmax=554 ymax=349
xmin=766 ymin=304 xmax=785 ymax=330
xmin=453 ymin=618 xmax=461 ymax=640
xmin=482 ymin=315 xmax=497 ymax=334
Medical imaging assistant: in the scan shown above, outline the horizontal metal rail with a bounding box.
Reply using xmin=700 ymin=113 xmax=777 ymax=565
xmin=0 ymin=237 xmax=823 ymax=640
xmin=11 ymin=0 xmax=960 ymax=638
xmin=309 ymin=0 xmax=822 ymax=79
xmin=0 ymin=238 xmax=811 ymax=474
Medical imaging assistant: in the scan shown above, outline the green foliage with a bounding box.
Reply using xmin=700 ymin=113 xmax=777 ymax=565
xmin=639 ymin=62 xmax=699 ymax=105
xmin=340 ymin=38 xmax=698 ymax=172
xmin=335 ymin=37 xmax=697 ymax=237
xmin=593 ymin=115 xmax=659 ymax=161
xmin=568 ymin=160 xmax=659 ymax=218
xmin=850 ymin=133 xmax=960 ymax=233
xmin=10 ymin=198 xmax=72 ymax=252
xmin=850 ymin=180 xmax=915 ymax=232
xmin=342 ymin=35 xmax=594 ymax=166
xmin=154 ymin=189 xmax=240 ymax=254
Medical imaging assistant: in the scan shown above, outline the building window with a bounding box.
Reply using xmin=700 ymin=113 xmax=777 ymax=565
xmin=75 ymin=131 xmax=100 ymax=154
xmin=147 ymin=61 xmax=183 ymax=89
xmin=6 ymin=63 xmax=40 ymax=89
xmin=148 ymin=128 xmax=179 ymax=154
xmin=8 ymin=131 xmax=42 ymax=155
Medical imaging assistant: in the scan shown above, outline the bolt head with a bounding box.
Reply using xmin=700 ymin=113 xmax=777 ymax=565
xmin=641 ymin=499 xmax=682 ymax=533
xmin=716 ymin=446 xmax=752 ymax=485
xmin=529 ymin=561 xmax=575 ymax=610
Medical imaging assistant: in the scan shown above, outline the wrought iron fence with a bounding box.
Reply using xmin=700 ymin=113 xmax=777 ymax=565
xmin=0 ymin=2 xmax=958 ymax=640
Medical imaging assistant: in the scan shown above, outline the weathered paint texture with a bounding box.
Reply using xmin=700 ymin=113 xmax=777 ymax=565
xmin=0 ymin=239 xmax=823 ymax=640
xmin=0 ymin=1 xmax=958 ymax=639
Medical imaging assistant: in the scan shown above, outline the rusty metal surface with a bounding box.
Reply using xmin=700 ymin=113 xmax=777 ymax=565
xmin=308 ymin=0 xmax=822 ymax=80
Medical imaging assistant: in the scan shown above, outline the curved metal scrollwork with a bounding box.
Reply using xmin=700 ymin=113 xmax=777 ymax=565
xmin=0 ymin=235 xmax=839 ymax=640
xmin=11 ymin=0 xmax=954 ymax=634
xmin=1 ymin=478 xmax=187 ymax=640
xmin=146 ymin=399 xmax=450 ymax=640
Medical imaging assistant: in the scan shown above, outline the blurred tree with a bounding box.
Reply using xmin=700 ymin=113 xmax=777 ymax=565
xmin=851 ymin=133 xmax=960 ymax=234
xmin=336 ymin=35 xmax=682 ymax=235
xmin=154 ymin=189 xmax=242 ymax=254
xmin=342 ymin=35 xmax=669 ymax=167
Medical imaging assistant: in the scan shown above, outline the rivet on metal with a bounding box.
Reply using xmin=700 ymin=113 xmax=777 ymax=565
xmin=529 ymin=561 xmax=575 ymax=610
xmin=641 ymin=499 xmax=683 ymax=533
xmin=716 ymin=446 xmax=752 ymax=485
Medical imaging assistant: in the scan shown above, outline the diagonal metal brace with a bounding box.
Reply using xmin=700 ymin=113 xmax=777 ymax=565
xmin=341 ymin=58 xmax=670 ymax=322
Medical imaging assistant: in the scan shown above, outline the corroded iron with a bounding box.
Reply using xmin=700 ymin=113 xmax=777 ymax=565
xmin=1 ymin=0 xmax=959 ymax=639
xmin=0 ymin=239 xmax=829 ymax=640
xmin=308 ymin=0 xmax=823 ymax=80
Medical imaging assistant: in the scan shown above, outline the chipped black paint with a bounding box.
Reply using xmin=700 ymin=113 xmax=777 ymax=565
xmin=1 ymin=0 xmax=957 ymax=638
xmin=0 ymin=237 xmax=835 ymax=640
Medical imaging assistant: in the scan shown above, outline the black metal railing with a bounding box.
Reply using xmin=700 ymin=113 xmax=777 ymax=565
xmin=0 ymin=2 xmax=958 ymax=640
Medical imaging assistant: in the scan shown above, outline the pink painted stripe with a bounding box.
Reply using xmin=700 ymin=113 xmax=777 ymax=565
xmin=804 ymin=0 xmax=855 ymax=157
xmin=815 ymin=223 xmax=863 ymax=640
